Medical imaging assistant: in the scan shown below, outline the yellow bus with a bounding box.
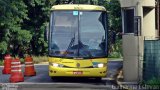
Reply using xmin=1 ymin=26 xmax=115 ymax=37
xmin=48 ymin=4 xmax=108 ymax=80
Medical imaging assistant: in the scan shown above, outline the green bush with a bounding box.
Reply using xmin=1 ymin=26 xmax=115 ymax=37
xmin=32 ymin=56 xmax=48 ymax=64
xmin=0 ymin=60 xmax=3 ymax=66
xmin=0 ymin=41 xmax=8 ymax=55
xmin=20 ymin=58 xmax=25 ymax=64
xmin=109 ymin=39 xmax=122 ymax=58
xmin=146 ymin=77 xmax=160 ymax=85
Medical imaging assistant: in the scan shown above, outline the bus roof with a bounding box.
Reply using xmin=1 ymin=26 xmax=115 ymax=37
xmin=51 ymin=4 xmax=106 ymax=11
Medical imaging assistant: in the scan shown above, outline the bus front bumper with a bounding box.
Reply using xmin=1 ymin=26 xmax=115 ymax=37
xmin=49 ymin=65 xmax=107 ymax=77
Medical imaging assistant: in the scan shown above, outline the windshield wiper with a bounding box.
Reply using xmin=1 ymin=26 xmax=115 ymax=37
xmin=67 ymin=36 xmax=75 ymax=50
xmin=78 ymin=41 xmax=93 ymax=58
xmin=62 ymin=31 xmax=76 ymax=57
xmin=85 ymin=50 xmax=93 ymax=58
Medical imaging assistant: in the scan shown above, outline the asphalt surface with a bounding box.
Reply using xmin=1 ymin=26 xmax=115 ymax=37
xmin=0 ymin=60 xmax=123 ymax=90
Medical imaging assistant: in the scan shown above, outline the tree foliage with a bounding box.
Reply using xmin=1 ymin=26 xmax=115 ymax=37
xmin=0 ymin=0 xmax=121 ymax=59
xmin=0 ymin=0 xmax=29 ymax=58
xmin=104 ymin=0 xmax=122 ymax=33
xmin=22 ymin=0 xmax=56 ymax=55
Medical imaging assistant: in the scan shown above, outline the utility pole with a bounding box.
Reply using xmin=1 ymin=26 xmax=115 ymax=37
xmin=156 ymin=0 xmax=160 ymax=37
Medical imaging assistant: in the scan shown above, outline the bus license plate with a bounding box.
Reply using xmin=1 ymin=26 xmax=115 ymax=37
xmin=73 ymin=71 xmax=83 ymax=75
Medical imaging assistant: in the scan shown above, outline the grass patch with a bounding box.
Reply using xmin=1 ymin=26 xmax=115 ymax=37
xmin=146 ymin=77 xmax=160 ymax=85
xmin=108 ymin=39 xmax=122 ymax=58
xmin=32 ymin=56 xmax=48 ymax=64
xmin=0 ymin=56 xmax=48 ymax=65
xmin=139 ymin=78 xmax=160 ymax=89
xmin=108 ymin=58 xmax=123 ymax=61
xmin=0 ymin=60 xmax=3 ymax=66
xmin=20 ymin=58 xmax=25 ymax=64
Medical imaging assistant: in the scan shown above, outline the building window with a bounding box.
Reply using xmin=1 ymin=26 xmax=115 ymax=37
xmin=123 ymin=9 xmax=134 ymax=33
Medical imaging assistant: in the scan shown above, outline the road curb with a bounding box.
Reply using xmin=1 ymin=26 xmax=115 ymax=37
xmin=0 ymin=83 xmax=113 ymax=89
xmin=108 ymin=60 xmax=123 ymax=62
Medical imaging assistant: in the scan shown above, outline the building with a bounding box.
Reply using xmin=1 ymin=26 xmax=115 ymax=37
xmin=119 ymin=0 xmax=159 ymax=82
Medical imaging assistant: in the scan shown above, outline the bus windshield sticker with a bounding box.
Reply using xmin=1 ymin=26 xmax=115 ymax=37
xmin=73 ymin=11 xmax=78 ymax=16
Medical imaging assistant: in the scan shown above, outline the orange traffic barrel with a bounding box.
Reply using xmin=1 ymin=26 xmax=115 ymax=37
xmin=9 ymin=58 xmax=24 ymax=83
xmin=2 ymin=54 xmax=12 ymax=74
xmin=24 ymin=55 xmax=36 ymax=76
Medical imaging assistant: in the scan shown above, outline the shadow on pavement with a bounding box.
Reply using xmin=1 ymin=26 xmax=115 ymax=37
xmin=51 ymin=77 xmax=117 ymax=86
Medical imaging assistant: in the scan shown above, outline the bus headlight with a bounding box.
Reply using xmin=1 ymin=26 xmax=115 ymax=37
xmin=49 ymin=63 xmax=64 ymax=67
xmin=53 ymin=63 xmax=59 ymax=67
xmin=93 ymin=63 xmax=105 ymax=68
xmin=98 ymin=63 xmax=104 ymax=68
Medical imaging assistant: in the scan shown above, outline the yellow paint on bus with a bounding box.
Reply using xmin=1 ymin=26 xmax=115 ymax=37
xmin=51 ymin=4 xmax=106 ymax=11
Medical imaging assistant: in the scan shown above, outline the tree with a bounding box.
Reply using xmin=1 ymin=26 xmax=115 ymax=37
xmin=22 ymin=0 xmax=56 ymax=55
xmin=9 ymin=27 xmax=32 ymax=57
xmin=0 ymin=0 xmax=122 ymax=59
xmin=104 ymin=0 xmax=122 ymax=33
xmin=0 ymin=0 xmax=28 ymax=59
xmin=104 ymin=0 xmax=122 ymax=57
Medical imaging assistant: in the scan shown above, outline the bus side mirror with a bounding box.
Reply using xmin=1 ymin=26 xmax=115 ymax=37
xmin=44 ymin=24 xmax=49 ymax=41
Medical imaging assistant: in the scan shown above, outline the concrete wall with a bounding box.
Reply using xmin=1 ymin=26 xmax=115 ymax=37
xmin=122 ymin=35 xmax=139 ymax=82
xmin=119 ymin=0 xmax=155 ymax=8
xmin=143 ymin=8 xmax=156 ymax=38
xmin=141 ymin=0 xmax=155 ymax=7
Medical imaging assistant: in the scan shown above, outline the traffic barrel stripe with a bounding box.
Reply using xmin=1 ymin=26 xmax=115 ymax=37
xmin=5 ymin=57 xmax=11 ymax=59
xmin=25 ymin=62 xmax=33 ymax=64
xmin=11 ymin=65 xmax=21 ymax=68
xmin=25 ymin=64 xmax=34 ymax=67
xmin=11 ymin=70 xmax=22 ymax=72
xmin=11 ymin=62 xmax=21 ymax=64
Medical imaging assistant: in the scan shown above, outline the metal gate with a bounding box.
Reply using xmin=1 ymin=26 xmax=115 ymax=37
xmin=143 ymin=40 xmax=160 ymax=81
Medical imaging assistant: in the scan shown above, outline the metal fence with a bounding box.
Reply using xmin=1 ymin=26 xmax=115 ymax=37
xmin=143 ymin=40 xmax=160 ymax=81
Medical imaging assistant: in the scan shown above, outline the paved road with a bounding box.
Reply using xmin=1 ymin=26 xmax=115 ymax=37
xmin=0 ymin=60 xmax=123 ymax=90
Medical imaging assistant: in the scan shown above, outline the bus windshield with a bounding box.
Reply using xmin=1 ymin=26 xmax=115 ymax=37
xmin=49 ymin=11 xmax=107 ymax=58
